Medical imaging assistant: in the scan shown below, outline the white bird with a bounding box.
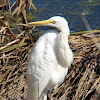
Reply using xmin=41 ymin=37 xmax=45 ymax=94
xmin=27 ymin=16 xmax=73 ymax=100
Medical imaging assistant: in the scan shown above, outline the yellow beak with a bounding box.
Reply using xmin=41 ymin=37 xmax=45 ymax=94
xmin=28 ymin=20 xmax=55 ymax=26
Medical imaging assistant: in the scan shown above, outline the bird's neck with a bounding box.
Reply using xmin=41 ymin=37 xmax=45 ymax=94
xmin=60 ymin=32 xmax=70 ymax=51
xmin=60 ymin=31 xmax=69 ymax=45
xmin=55 ymin=31 xmax=72 ymax=67
xmin=59 ymin=25 xmax=70 ymax=36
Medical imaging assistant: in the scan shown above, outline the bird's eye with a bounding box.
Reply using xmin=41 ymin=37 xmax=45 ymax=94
xmin=51 ymin=21 xmax=56 ymax=24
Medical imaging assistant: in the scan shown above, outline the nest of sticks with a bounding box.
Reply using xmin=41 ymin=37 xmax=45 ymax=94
xmin=49 ymin=32 xmax=100 ymax=100
xmin=0 ymin=20 xmax=100 ymax=100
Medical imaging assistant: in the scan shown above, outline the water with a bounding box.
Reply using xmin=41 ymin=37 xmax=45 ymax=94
xmin=10 ymin=0 xmax=100 ymax=32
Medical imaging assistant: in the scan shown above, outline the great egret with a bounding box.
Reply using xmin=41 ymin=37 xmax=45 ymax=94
xmin=27 ymin=16 xmax=73 ymax=100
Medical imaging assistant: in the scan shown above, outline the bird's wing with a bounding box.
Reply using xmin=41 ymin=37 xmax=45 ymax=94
xmin=27 ymin=30 xmax=58 ymax=97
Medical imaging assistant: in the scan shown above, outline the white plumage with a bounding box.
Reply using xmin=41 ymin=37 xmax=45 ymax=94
xmin=27 ymin=16 xmax=73 ymax=100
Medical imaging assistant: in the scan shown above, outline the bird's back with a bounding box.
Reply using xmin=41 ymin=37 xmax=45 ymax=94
xmin=27 ymin=30 xmax=60 ymax=100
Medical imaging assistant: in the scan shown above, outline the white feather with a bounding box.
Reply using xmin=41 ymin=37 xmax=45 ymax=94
xmin=27 ymin=16 xmax=73 ymax=100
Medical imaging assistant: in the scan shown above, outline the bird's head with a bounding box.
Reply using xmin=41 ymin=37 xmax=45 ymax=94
xmin=28 ymin=16 xmax=70 ymax=34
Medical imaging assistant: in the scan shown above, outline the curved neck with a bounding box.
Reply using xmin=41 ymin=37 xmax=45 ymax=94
xmin=60 ymin=32 xmax=70 ymax=49
xmin=59 ymin=26 xmax=70 ymax=37
xmin=55 ymin=31 xmax=71 ymax=67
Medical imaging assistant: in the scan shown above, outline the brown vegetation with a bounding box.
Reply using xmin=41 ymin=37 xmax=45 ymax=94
xmin=49 ymin=32 xmax=100 ymax=100
xmin=0 ymin=0 xmax=100 ymax=100
xmin=0 ymin=18 xmax=100 ymax=99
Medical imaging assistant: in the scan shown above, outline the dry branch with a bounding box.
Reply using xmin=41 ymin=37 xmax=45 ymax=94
xmin=0 ymin=19 xmax=18 ymax=40
xmin=0 ymin=15 xmax=100 ymax=100
xmin=0 ymin=39 xmax=20 ymax=50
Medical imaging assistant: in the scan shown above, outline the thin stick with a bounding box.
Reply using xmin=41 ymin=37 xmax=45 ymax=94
xmin=81 ymin=14 xmax=100 ymax=50
xmin=0 ymin=39 xmax=20 ymax=50
xmin=0 ymin=19 xmax=18 ymax=40
xmin=8 ymin=0 xmax=11 ymax=14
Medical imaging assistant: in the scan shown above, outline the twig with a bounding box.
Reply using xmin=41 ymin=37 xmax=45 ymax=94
xmin=73 ymin=67 xmax=91 ymax=99
xmin=28 ymin=0 xmax=37 ymax=11
xmin=0 ymin=19 xmax=18 ymax=40
xmin=0 ymin=67 xmax=12 ymax=79
xmin=0 ymin=56 xmax=19 ymax=59
xmin=0 ymin=39 xmax=20 ymax=51
xmin=9 ymin=1 xmax=16 ymax=12
xmin=81 ymin=14 xmax=100 ymax=50
xmin=83 ymin=76 xmax=100 ymax=99
xmin=0 ymin=65 xmax=18 ymax=94
xmin=8 ymin=0 xmax=11 ymax=14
